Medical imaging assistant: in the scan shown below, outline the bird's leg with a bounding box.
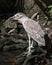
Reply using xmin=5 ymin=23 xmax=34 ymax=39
xmin=26 ymin=35 xmax=34 ymax=56
xmin=31 ymin=41 xmax=34 ymax=48
xmin=30 ymin=40 xmax=34 ymax=51
xmin=27 ymin=34 xmax=31 ymax=55
xmin=27 ymin=34 xmax=35 ymax=55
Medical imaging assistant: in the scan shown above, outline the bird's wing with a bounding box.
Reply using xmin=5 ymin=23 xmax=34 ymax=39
xmin=23 ymin=19 xmax=45 ymax=46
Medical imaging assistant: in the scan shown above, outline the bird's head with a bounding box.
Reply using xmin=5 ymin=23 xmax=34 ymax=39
xmin=10 ymin=13 xmax=26 ymax=21
xmin=9 ymin=13 xmax=28 ymax=24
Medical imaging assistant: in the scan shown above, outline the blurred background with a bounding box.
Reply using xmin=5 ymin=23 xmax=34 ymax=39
xmin=0 ymin=0 xmax=52 ymax=65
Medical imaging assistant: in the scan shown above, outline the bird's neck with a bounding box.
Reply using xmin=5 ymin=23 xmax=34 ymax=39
xmin=18 ymin=17 xmax=28 ymax=24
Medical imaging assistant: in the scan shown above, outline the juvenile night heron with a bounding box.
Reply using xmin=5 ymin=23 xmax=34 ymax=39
xmin=10 ymin=13 xmax=45 ymax=55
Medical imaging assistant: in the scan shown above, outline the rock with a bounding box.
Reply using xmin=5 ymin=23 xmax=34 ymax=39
xmin=24 ymin=0 xmax=46 ymax=18
xmin=4 ymin=19 xmax=17 ymax=28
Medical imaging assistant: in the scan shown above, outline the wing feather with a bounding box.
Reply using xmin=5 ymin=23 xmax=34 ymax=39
xmin=23 ymin=19 xmax=45 ymax=46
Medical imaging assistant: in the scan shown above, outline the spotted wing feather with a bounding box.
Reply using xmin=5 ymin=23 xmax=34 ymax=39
xmin=23 ymin=19 xmax=45 ymax=46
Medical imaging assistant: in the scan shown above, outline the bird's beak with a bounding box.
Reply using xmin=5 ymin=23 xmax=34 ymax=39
xmin=9 ymin=15 xmax=22 ymax=24
xmin=9 ymin=16 xmax=17 ymax=21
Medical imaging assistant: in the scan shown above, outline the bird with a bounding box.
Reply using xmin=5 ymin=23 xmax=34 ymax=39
xmin=9 ymin=12 xmax=45 ymax=55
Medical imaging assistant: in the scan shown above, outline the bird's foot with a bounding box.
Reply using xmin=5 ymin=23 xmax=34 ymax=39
xmin=26 ymin=46 xmax=34 ymax=56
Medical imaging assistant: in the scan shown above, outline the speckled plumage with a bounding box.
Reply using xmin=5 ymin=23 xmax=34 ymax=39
xmin=10 ymin=12 xmax=45 ymax=55
xmin=22 ymin=18 xmax=45 ymax=46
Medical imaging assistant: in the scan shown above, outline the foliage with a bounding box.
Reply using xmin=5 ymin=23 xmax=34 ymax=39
xmin=48 ymin=5 xmax=52 ymax=16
